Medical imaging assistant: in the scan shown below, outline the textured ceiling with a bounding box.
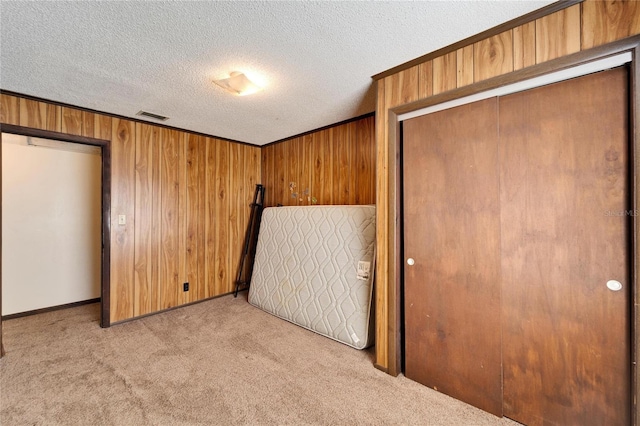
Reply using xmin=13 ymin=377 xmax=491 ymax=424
xmin=0 ymin=1 xmax=553 ymax=146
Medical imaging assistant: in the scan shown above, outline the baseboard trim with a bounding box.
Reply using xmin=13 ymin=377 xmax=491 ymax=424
xmin=2 ymin=298 xmax=100 ymax=321
xmin=109 ymin=292 xmax=235 ymax=326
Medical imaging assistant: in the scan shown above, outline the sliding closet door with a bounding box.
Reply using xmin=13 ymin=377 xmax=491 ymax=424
xmin=403 ymin=98 xmax=503 ymax=416
xmin=499 ymin=67 xmax=630 ymax=425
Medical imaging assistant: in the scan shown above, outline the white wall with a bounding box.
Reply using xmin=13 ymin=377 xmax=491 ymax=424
xmin=2 ymin=134 xmax=102 ymax=315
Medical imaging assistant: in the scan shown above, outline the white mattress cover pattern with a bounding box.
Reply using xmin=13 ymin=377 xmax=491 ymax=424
xmin=248 ymin=205 xmax=376 ymax=349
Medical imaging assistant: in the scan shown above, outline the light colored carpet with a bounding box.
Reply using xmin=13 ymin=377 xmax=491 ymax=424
xmin=0 ymin=294 xmax=518 ymax=425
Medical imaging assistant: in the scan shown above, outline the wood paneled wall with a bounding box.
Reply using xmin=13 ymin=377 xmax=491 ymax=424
xmin=261 ymin=115 xmax=375 ymax=207
xmin=0 ymin=94 xmax=260 ymax=323
xmin=374 ymin=0 xmax=640 ymax=374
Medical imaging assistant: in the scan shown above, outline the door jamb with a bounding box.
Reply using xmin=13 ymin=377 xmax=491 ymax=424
xmin=0 ymin=124 xmax=111 ymax=329
xmin=387 ymin=35 xmax=640 ymax=424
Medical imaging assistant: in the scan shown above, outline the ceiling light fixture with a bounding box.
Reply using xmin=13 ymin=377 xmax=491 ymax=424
xmin=213 ymin=71 xmax=263 ymax=96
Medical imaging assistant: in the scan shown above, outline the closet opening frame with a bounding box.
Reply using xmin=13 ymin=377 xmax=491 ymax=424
xmin=384 ymin=35 xmax=640 ymax=424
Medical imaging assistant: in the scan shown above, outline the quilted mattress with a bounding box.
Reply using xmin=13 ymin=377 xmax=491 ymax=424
xmin=248 ymin=205 xmax=376 ymax=349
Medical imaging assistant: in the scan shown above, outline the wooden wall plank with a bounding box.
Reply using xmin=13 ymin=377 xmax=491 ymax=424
xmin=237 ymin=145 xmax=254 ymax=283
xmin=244 ymin=145 xmax=260 ymax=213
xmin=93 ymin=114 xmax=112 ymax=140
xmin=160 ymin=129 xmax=180 ymax=310
xmin=294 ymin=136 xmax=304 ymax=206
xmin=335 ymin=126 xmax=351 ymax=204
xmin=19 ymin=99 xmax=61 ymax=132
xmin=260 ymin=145 xmax=269 ymax=206
xmin=269 ymin=143 xmax=278 ymax=206
xmin=474 ymin=30 xmax=514 ymax=82
xmin=397 ymin=66 xmax=420 ymax=107
xmin=133 ymin=123 xmax=157 ymax=316
xmin=582 ymin=0 xmax=640 ymax=49
xmin=260 ymin=145 xmax=268 ymax=205
xmin=300 ymin=134 xmax=312 ymax=205
xmin=274 ymin=142 xmax=286 ymax=206
xmin=214 ymin=139 xmax=230 ymax=295
xmin=110 ymin=118 xmax=136 ymax=322
xmin=351 ymin=121 xmax=362 ymax=205
xmin=513 ymin=22 xmax=536 ymax=71
xmin=284 ymin=139 xmax=298 ymax=206
xmin=283 ymin=139 xmax=292 ymax=206
xmin=402 ymin=66 xmax=420 ymax=105
xmin=433 ymin=51 xmax=457 ymax=95
xmin=185 ymin=134 xmax=197 ymax=302
xmin=242 ymin=145 xmax=260 ymax=284
xmin=204 ymin=138 xmax=216 ymax=298
xmin=294 ymin=138 xmax=304 ymax=205
xmin=81 ymin=112 xmax=96 ymax=138
xmin=348 ymin=122 xmax=358 ymax=205
xmin=310 ymin=132 xmax=323 ymax=205
xmin=385 ymin=73 xmax=403 ymax=110
xmin=321 ymin=130 xmax=334 ymax=204
xmin=418 ymin=61 xmax=433 ymax=100
xmin=317 ymin=129 xmax=333 ymax=205
xmin=368 ymin=116 xmax=376 ymax=202
xmin=385 ymin=66 xmax=420 ymax=109
xmin=80 ymin=111 xmax=112 ymax=139
xmin=150 ymin=127 xmax=162 ymax=312
xmin=186 ymin=134 xmax=204 ymax=303
xmin=536 ymin=4 xmax=581 ymax=63
xmin=177 ymin=133 xmax=188 ymax=305
xmin=61 ymin=107 xmax=83 ymax=136
xmin=356 ymin=116 xmax=375 ymax=205
xmin=228 ymin=142 xmax=244 ymax=294
xmin=195 ymin=136 xmax=207 ymax=302
xmin=0 ymin=94 xmax=20 ymax=125
xmin=457 ymin=45 xmax=474 ymax=87
xmin=314 ymin=131 xmax=327 ymax=204
xmin=262 ymin=144 xmax=275 ymax=207
xmin=331 ymin=130 xmax=341 ymax=204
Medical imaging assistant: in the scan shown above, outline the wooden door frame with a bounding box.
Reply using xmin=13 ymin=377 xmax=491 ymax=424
xmin=0 ymin=124 xmax=111 ymax=330
xmin=385 ymin=35 xmax=640 ymax=423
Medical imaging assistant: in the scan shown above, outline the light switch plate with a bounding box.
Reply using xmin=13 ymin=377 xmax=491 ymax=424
xmin=118 ymin=215 xmax=126 ymax=225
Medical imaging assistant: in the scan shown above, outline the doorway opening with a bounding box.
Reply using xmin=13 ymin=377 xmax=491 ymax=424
xmin=3 ymin=133 xmax=101 ymax=320
xmin=0 ymin=126 xmax=111 ymax=331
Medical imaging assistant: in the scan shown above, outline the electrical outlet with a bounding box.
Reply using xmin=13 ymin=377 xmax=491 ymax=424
xmin=183 ymin=282 xmax=189 ymax=292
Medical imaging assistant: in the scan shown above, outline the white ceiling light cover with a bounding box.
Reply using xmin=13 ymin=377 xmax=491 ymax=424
xmin=214 ymin=71 xmax=263 ymax=96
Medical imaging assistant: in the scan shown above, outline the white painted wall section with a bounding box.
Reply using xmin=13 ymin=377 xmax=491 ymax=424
xmin=2 ymin=134 xmax=101 ymax=315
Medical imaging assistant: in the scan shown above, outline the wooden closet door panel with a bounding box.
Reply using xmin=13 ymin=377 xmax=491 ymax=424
xmin=499 ymin=67 xmax=630 ymax=425
xmin=403 ymin=98 xmax=503 ymax=416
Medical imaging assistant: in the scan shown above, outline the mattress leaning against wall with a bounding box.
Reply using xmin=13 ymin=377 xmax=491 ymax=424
xmin=248 ymin=205 xmax=376 ymax=349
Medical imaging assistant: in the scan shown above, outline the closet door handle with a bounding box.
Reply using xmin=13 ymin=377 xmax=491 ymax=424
xmin=606 ymin=280 xmax=622 ymax=291
xmin=407 ymin=258 xmax=415 ymax=266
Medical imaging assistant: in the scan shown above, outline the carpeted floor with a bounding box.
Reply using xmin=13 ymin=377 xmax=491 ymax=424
xmin=0 ymin=294 xmax=518 ymax=425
